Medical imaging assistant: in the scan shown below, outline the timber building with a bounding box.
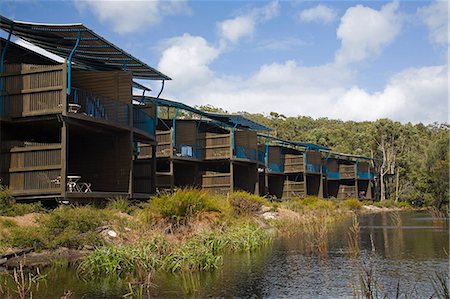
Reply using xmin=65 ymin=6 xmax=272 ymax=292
xmin=0 ymin=17 xmax=169 ymax=202
xmin=0 ymin=16 xmax=376 ymax=202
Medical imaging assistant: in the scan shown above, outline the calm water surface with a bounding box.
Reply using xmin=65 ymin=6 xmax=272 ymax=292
xmin=5 ymin=211 xmax=449 ymax=298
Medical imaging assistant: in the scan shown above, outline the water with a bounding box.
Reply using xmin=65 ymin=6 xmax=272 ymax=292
xmin=2 ymin=211 xmax=448 ymax=298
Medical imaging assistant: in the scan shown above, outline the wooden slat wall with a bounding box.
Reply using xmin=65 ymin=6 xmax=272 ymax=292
xmin=202 ymin=171 xmax=231 ymax=194
xmin=282 ymin=179 xmax=305 ymax=199
xmin=203 ymin=132 xmax=231 ymax=159
xmin=305 ymin=151 xmax=321 ymax=164
xmin=234 ymin=130 xmax=257 ymax=150
xmin=156 ymin=130 xmax=172 ymax=157
xmin=284 ymin=153 xmax=304 ymax=173
xmin=133 ymin=159 xmax=153 ymax=194
xmin=8 ymin=143 xmax=61 ymax=195
xmin=339 ymin=164 xmax=356 ymax=179
xmin=268 ymin=146 xmax=282 ymax=166
xmin=3 ymin=64 xmax=65 ymax=117
xmin=337 ymin=185 xmax=357 ymax=199
xmin=327 ymin=158 xmax=339 ymax=172
xmin=72 ymin=70 xmax=132 ymax=104
xmin=175 ymin=121 xmax=197 ymax=150
xmin=138 ymin=143 xmax=153 ymax=159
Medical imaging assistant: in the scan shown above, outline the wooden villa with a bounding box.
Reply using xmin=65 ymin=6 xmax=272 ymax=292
xmin=258 ymin=135 xmax=329 ymax=200
xmin=0 ymin=16 xmax=378 ymax=203
xmin=324 ymin=153 xmax=375 ymax=200
xmin=133 ymin=97 xmax=268 ymax=195
xmin=0 ymin=17 xmax=170 ymax=202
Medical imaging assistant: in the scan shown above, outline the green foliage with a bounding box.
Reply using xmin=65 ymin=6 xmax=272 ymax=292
xmin=343 ymin=198 xmax=363 ymax=211
xmin=229 ymin=191 xmax=267 ymax=215
xmin=107 ymin=196 xmax=133 ymax=214
xmin=396 ymin=201 xmax=412 ymax=209
xmin=79 ymin=224 xmax=270 ymax=277
xmin=3 ymin=206 xmax=110 ymax=249
xmin=146 ymin=189 xmax=228 ymax=224
xmin=0 ymin=185 xmax=43 ymax=216
xmin=281 ymin=197 xmax=335 ymax=213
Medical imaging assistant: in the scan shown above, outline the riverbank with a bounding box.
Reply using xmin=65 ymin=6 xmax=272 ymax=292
xmin=0 ymin=190 xmax=417 ymax=270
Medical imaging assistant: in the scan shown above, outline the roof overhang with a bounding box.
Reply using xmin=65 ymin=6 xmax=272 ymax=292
xmin=0 ymin=15 xmax=171 ymax=80
xmin=136 ymin=96 xmax=271 ymax=131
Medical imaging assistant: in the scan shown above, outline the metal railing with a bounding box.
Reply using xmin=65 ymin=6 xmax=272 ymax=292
xmin=133 ymin=106 xmax=155 ymax=135
xmin=269 ymin=162 xmax=284 ymax=173
xmin=357 ymin=170 xmax=370 ymax=179
xmin=68 ymin=87 xmax=129 ymax=127
xmin=235 ymin=146 xmax=257 ymax=161
xmin=327 ymin=171 xmax=340 ymax=179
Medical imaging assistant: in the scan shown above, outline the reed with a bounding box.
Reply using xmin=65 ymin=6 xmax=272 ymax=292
xmin=347 ymin=214 xmax=361 ymax=256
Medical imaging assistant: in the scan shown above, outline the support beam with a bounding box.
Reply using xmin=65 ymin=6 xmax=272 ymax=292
xmin=67 ymin=31 xmax=81 ymax=96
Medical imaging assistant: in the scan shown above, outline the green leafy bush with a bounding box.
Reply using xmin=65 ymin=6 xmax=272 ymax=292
xmin=146 ymin=189 xmax=227 ymax=224
xmin=229 ymin=191 xmax=267 ymax=215
xmin=0 ymin=185 xmax=43 ymax=216
xmin=343 ymin=198 xmax=363 ymax=211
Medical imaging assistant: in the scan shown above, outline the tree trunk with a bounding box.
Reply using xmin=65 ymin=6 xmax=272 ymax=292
xmin=395 ymin=168 xmax=400 ymax=203
xmin=380 ymin=171 xmax=386 ymax=201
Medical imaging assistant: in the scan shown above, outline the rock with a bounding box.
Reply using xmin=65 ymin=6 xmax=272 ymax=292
xmin=261 ymin=212 xmax=277 ymax=220
xmin=107 ymin=230 xmax=117 ymax=238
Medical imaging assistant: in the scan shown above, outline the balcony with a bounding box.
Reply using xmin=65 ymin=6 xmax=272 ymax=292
xmin=268 ymin=162 xmax=284 ymax=173
xmin=305 ymin=163 xmax=321 ymax=173
xmin=235 ymin=146 xmax=257 ymax=161
xmin=175 ymin=144 xmax=203 ymax=160
xmin=327 ymin=171 xmax=340 ymax=180
xmin=68 ymin=87 xmax=130 ymax=128
xmin=133 ymin=106 xmax=155 ymax=136
xmin=258 ymin=150 xmax=266 ymax=165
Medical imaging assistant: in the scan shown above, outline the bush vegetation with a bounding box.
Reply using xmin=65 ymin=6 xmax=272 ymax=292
xmin=0 ymin=185 xmax=43 ymax=216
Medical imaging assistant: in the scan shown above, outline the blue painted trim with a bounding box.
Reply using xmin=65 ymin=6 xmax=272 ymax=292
xmin=231 ymin=121 xmax=239 ymax=152
xmin=264 ymin=129 xmax=269 ymax=167
xmin=67 ymin=31 xmax=81 ymax=96
xmin=172 ymin=108 xmax=180 ymax=147
xmin=155 ymin=80 xmax=165 ymax=128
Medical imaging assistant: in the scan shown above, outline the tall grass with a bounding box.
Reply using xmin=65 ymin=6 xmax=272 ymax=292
xmin=79 ymin=224 xmax=271 ymax=277
xmin=0 ymin=185 xmax=43 ymax=216
xmin=228 ymin=191 xmax=268 ymax=215
xmin=144 ymin=189 xmax=229 ymax=225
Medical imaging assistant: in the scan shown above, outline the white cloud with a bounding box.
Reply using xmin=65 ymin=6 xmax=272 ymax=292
xmin=157 ymin=34 xmax=220 ymax=91
xmin=154 ymin=1 xmax=446 ymax=124
xmin=335 ymin=1 xmax=401 ymax=64
xmin=218 ymin=1 xmax=279 ymax=44
xmin=418 ymin=1 xmax=449 ymax=46
xmin=74 ymin=0 xmax=191 ymax=34
xmin=299 ymin=4 xmax=337 ymax=24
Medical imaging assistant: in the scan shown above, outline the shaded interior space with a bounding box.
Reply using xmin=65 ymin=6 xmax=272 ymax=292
xmin=268 ymin=174 xmax=284 ymax=199
xmin=174 ymin=162 xmax=201 ymax=188
xmin=68 ymin=125 xmax=131 ymax=193
xmin=133 ymin=159 xmax=154 ymax=195
xmin=156 ymin=159 xmax=171 ymax=173
xmin=306 ymin=174 xmax=321 ymax=196
xmin=233 ymin=163 xmax=258 ymax=193
xmin=258 ymin=172 xmax=267 ymax=196
xmin=327 ymin=180 xmax=339 ymax=198
xmin=357 ymin=180 xmax=371 ymax=199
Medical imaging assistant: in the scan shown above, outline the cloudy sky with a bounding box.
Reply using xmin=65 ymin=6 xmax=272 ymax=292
xmin=2 ymin=0 xmax=448 ymax=123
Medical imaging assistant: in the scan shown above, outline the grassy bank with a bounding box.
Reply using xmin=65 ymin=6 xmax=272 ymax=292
xmin=0 ymin=187 xmax=416 ymax=279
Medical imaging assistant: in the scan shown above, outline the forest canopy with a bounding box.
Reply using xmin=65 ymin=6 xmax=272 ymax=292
xmin=196 ymin=105 xmax=449 ymax=206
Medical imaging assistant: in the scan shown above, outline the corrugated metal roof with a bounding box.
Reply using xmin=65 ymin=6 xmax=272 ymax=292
xmin=0 ymin=15 xmax=170 ymax=80
xmin=257 ymin=133 xmax=331 ymax=151
xmin=136 ymin=96 xmax=271 ymax=131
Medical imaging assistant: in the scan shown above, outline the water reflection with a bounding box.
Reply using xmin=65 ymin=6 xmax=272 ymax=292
xmin=1 ymin=211 xmax=447 ymax=298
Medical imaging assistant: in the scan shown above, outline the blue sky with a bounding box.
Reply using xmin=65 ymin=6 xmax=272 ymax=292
xmin=2 ymin=0 xmax=448 ymax=123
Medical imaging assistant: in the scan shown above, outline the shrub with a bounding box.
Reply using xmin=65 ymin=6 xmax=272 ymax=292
xmin=397 ymin=201 xmax=411 ymax=209
xmin=0 ymin=185 xmax=43 ymax=216
xmin=107 ymin=196 xmax=132 ymax=214
xmin=301 ymin=197 xmax=334 ymax=210
xmin=147 ymin=189 xmax=227 ymax=224
xmin=374 ymin=199 xmax=395 ymax=208
xmin=229 ymin=191 xmax=267 ymax=215
xmin=343 ymin=198 xmax=363 ymax=211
